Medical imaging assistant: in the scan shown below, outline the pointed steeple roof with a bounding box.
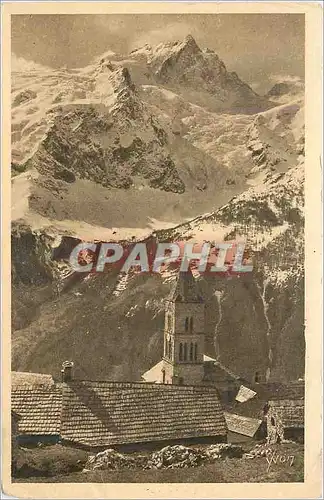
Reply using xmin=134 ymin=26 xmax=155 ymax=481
xmin=169 ymin=266 xmax=204 ymax=303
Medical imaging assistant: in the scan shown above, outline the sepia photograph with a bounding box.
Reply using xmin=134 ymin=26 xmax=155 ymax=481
xmin=1 ymin=3 xmax=322 ymax=498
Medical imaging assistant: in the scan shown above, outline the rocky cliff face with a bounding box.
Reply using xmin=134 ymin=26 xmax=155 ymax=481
xmin=11 ymin=36 xmax=304 ymax=384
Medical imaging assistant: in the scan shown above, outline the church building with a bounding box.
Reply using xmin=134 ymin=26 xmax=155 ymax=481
xmin=142 ymin=267 xmax=243 ymax=394
xmin=162 ymin=267 xmax=205 ymax=385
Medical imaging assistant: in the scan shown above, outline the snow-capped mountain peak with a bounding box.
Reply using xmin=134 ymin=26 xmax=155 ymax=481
xmin=127 ymin=35 xmax=272 ymax=113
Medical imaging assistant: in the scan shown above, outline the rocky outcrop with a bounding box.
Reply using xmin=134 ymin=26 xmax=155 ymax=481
xmin=13 ymin=64 xmax=185 ymax=194
xmin=83 ymin=444 xmax=243 ymax=472
xmin=246 ymin=102 xmax=304 ymax=175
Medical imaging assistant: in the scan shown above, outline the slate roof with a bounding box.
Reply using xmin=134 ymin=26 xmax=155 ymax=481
xmin=203 ymin=360 xmax=241 ymax=384
xmin=11 ymin=387 xmax=62 ymax=435
xmin=11 ymin=378 xmax=226 ymax=447
xmin=265 ymin=382 xmax=304 ymax=401
xmin=226 ymin=398 xmax=268 ymax=420
xmin=12 ymin=371 xmax=55 ymax=388
xmin=268 ymin=399 xmax=304 ymax=428
xmin=224 ymin=412 xmax=262 ymax=437
xmin=247 ymin=381 xmax=305 ymax=401
xmin=60 ymin=381 xmax=226 ymax=447
xmin=168 ymin=267 xmax=203 ymax=303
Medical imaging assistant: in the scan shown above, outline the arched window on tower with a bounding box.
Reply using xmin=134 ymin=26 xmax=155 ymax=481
xmin=179 ymin=343 xmax=183 ymax=361
xmin=194 ymin=343 xmax=198 ymax=361
xmin=185 ymin=317 xmax=189 ymax=332
xmin=164 ymin=337 xmax=167 ymax=357
xmin=189 ymin=317 xmax=194 ymax=333
xmin=254 ymin=371 xmax=261 ymax=383
xmin=190 ymin=342 xmax=194 ymax=361
xmin=184 ymin=343 xmax=188 ymax=361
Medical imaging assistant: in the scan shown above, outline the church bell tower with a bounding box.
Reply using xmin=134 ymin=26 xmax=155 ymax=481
xmin=162 ymin=267 xmax=205 ymax=385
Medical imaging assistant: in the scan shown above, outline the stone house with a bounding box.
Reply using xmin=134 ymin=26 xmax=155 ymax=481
xmin=224 ymin=381 xmax=304 ymax=444
xmin=266 ymin=398 xmax=304 ymax=444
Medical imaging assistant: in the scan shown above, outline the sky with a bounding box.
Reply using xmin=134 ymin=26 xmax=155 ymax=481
xmin=11 ymin=14 xmax=305 ymax=94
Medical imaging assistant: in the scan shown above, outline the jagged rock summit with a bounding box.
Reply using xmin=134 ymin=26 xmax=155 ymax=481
xmin=128 ymin=34 xmax=273 ymax=113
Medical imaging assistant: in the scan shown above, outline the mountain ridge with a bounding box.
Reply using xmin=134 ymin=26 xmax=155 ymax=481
xmin=11 ymin=35 xmax=305 ymax=384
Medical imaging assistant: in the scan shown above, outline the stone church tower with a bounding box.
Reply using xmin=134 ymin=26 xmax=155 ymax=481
xmin=162 ymin=268 xmax=205 ymax=385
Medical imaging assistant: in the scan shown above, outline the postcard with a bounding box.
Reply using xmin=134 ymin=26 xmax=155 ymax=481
xmin=1 ymin=2 xmax=322 ymax=498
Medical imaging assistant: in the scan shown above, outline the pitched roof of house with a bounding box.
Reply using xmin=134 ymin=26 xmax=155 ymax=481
xmin=224 ymin=412 xmax=262 ymax=438
xmin=246 ymin=381 xmax=304 ymax=401
xmin=12 ymin=377 xmax=227 ymax=447
xmin=168 ymin=267 xmax=203 ymax=303
xmin=225 ymin=381 xmax=305 ymax=420
xmin=12 ymin=371 xmax=55 ymax=388
xmin=60 ymin=381 xmax=226 ymax=447
xmin=265 ymin=382 xmax=304 ymax=401
xmin=269 ymin=399 xmax=304 ymax=428
xmin=226 ymin=397 xmax=268 ymax=420
xmin=11 ymin=387 xmax=62 ymax=435
xmin=203 ymin=360 xmax=242 ymax=384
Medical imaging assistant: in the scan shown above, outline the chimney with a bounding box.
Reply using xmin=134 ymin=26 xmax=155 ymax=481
xmin=61 ymin=361 xmax=74 ymax=382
